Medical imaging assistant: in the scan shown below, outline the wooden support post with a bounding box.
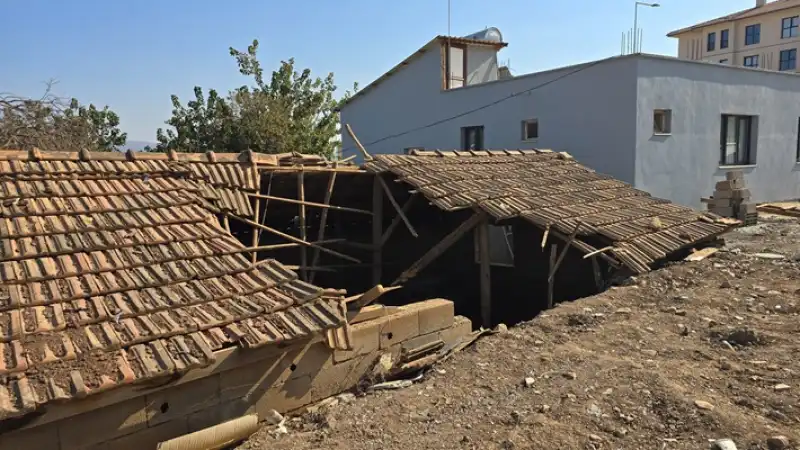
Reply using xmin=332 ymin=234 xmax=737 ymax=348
xmin=377 ymin=176 xmax=418 ymax=238
xmin=372 ymin=175 xmax=384 ymax=286
xmin=591 ymin=256 xmax=603 ymax=291
xmin=392 ymin=211 xmax=485 ymax=286
xmin=309 ymin=171 xmax=337 ymax=284
xmin=247 ymin=192 xmax=372 ymax=215
xmin=251 ymin=197 xmax=260 ymax=264
xmin=380 ymin=193 xmax=417 ymax=247
xmin=225 ymin=213 xmax=360 ymax=263
xmin=541 ymin=225 xmax=550 ymax=249
xmin=253 ymin=172 xmax=273 ymax=263
xmin=548 ymin=222 xmax=582 ymax=283
xmin=297 ymin=170 xmax=307 ymax=281
xmin=477 ymin=217 xmax=492 ymax=329
xmin=547 ymin=244 xmax=557 ymax=309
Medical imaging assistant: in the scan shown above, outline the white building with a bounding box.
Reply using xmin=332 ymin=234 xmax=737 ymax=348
xmin=339 ymin=29 xmax=800 ymax=208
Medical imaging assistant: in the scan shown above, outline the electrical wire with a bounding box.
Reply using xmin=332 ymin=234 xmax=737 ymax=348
xmin=340 ymin=58 xmax=606 ymax=155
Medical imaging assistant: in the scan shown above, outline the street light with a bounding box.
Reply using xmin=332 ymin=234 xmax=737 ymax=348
xmin=634 ymin=1 xmax=660 ymax=53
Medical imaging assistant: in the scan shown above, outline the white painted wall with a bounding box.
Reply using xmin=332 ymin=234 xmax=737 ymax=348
xmin=466 ymin=46 xmax=499 ymax=85
xmin=635 ymin=57 xmax=800 ymax=207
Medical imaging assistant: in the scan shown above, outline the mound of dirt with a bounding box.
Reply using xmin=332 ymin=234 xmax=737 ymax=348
xmin=239 ymin=216 xmax=800 ymax=450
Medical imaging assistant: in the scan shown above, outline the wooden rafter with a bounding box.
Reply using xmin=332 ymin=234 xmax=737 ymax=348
xmin=380 ymin=193 xmax=418 ymax=247
xmin=372 ymin=175 xmax=384 ymax=285
xmin=377 ymin=175 xmax=418 ymax=238
xmin=391 ymin=211 xmax=485 ymax=286
xmin=298 ymin=170 xmax=307 ymax=280
xmin=225 ymin=212 xmax=360 ymax=263
xmin=477 ymin=217 xmax=491 ymax=328
xmin=240 ymin=239 xmax=345 ymax=252
xmin=345 ymin=123 xmax=372 ymax=160
xmin=309 ymin=171 xmax=337 ymax=284
xmin=247 ymin=192 xmax=372 ymax=215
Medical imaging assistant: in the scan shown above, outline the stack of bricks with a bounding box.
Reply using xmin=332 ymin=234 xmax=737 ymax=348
xmin=710 ymin=170 xmax=758 ymax=225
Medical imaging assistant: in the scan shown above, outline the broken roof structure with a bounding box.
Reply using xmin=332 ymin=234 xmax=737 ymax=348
xmin=365 ymin=149 xmax=737 ymax=274
xmin=0 ymin=148 xmax=350 ymax=421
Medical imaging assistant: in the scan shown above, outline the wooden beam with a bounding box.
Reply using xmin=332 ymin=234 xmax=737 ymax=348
xmin=591 ymin=256 xmax=603 ymax=292
xmin=252 ymin=172 xmax=273 ymax=263
xmin=251 ymin=197 xmax=260 ymax=264
xmin=477 ymin=217 xmax=492 ymax=328
xmin=240 ymin=239 xmax=345 ymax=253
xmin=392 ymin=211 xmax=485 ymax=286
xmin=345 ymin=123 xmax=372 ymax=160
xmin=582 ymin=245 xmax=614 ymax=259
xmin=225 ymin=213 xmax=360 ymax=263
xmin=298 ymin=170 xmax=307 ymax=280
xmin=380 ymin=193 xmax=417 ymax=247
xmin=309 ymin=171 xmax=337 ymax=284
xmin=372 ymin=175 xmax=384 ymax=285
xmin=377 ymin=175 xmax=418 ymax=238
xmin=247 ymin=193 xmax=372 ymax=215
xmin=547 ymin=244 xmax=557 ymax=309
xmin=540 ymin=225 xmax=550 ymax=249
xmin=283 ymin=265 xmax=337 ymax=273
xmin=548 ymin=222 xmax=582 ymax=284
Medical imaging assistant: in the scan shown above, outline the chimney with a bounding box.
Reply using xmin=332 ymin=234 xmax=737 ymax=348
xmin=756 ymin=0 xmax=767 ymax=6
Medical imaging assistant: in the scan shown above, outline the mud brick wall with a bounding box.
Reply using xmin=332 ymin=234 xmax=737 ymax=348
xmin=0 ymin=299 xmax=470 ymax=450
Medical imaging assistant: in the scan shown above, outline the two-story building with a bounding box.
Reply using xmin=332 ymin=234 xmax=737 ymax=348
xmin=668 ymin=0 xmax=800 ymax=71
xmin=339 ymin=28 xmax=800 ymax=209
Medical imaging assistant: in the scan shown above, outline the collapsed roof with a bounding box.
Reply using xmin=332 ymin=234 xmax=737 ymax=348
xmin=0 ymin=149 xmax=348 ymax=421
xmin=365 ymin=149 xmax=737 ymax=273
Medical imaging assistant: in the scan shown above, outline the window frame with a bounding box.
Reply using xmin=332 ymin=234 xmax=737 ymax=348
xmin=444 ymin=43 xmax=468 ymax=89
xmin=707 ymin=32 xmax=716 ymax=51
xmin=745 ymin=24 xmax=761 ymax=45
xmin=521 ymin=119 xmax=539 ymax=141
xmin=720 ymin=29 xmax=730 ymax=49
xmin=743 ymin=55 xmax=759 ymax=68
xmin=782 ymin=16 xmax=799 ymax=39
xmin=720 ymin=114 xmax=755 ymax=166
xmin=474 ymin=224 xmax=515 ymax=268
xmin=779 ymin=48 xmax=797 ymax=71
xmin=653 ymin=109 xmax=672 ymax=135
xmin=461 ymin=125 xmax=484 ymax=151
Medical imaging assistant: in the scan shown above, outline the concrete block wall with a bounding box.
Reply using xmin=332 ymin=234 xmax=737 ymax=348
xmin=0 ymin=299 xmax=471 ymax=450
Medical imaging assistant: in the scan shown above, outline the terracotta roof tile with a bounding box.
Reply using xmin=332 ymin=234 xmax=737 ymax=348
xmin=0 ymin=149 xmax=348 ymax=421
xmin=366 ymin=149 xmax=737 ymax=273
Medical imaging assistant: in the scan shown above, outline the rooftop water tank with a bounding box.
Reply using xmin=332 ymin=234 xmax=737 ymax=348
xmin=462 ymin=27 xmax=503 ymax=42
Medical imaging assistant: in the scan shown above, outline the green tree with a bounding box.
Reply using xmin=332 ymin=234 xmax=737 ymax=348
xmin=0 ymin=85 xmax=127 ymax=152
xmin=156 ymin=39 xmax=357 ymax=158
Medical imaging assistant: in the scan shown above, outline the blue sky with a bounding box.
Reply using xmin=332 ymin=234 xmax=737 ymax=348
xmin=0 ymin=0 xmax=758 ymax=142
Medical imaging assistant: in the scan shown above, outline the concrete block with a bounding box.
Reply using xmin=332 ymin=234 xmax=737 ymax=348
xmin=415 ymin=299 xmax=455 ymax=335
xmin=732 ymin=188 xmax=751 ymax=200
xmin=725 ymin=170 xmax=744 ymax=181
xmin=186 ymin=399 xmax=255 ymax=432
xmin=254 ymin=374 xmax=315 ymax=415
xmin=309 ymin=353 xmax=376 ymax=402
xmin=219 ymin=353 xmax=292 ymax=402
xmin=144 ymin=374 xmax=220 ymax=426
xmin=740 ymin=202 xmax=757 ymax=213
xmin=104 ymin=418 xmax=188 ymax=450
xmin=58 ymin=397 xmax=148 ymax=450
xmin=439 ymin=316 xmax=473 ymax=345
xmin=710 ymin=196 xmax=732 ymax=207
xmin=377 ymin=308 xmax=420 ymax=349
xmin=0 ymin=421 xmax=60 ymax=450
xmin=710 ymin=206 xmax=734 ymax=217
xmin=402 ymin=330 xmax=445 ymax=355
xmin=713 ymin=189 xmax=733 ymax=199
xmin=715 ymin=179 xmax=744 ymax=191
xmin=334 ymin=319 xmax=380 ymax=363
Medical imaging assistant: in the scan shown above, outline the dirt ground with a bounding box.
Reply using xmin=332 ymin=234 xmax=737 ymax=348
xmin=239 ymin=214 xmax=800 ymax=450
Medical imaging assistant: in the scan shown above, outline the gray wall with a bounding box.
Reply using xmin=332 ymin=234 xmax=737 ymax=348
xmin=635 ymin=57 xmax=800 ymax=207
xmin=341 ymin=55 xmax=639 ymax=183
xmin=466 ymin=46 xmax=499 ymax=85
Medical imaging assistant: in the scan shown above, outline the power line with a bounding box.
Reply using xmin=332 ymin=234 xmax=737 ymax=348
xmin=340 ymin=58 xmax=606 ymax=155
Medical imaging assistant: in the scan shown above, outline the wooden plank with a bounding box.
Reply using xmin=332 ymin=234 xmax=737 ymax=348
xmin=391 ymin=211 xmax=485 ymax=286
xmin=380 ymin=193 xmax=418 ymax=247
xmin=240 ymin=239 xmax=345 ymax=252
xmin=372 ymin=175 xmax=384 ymax=285
xmin=377 ymin=175 xmax=418 ymax=238
xmin=309 ymin=171 xmax=337 ymax=284
xmin=477 ymin=217 xmax=492 ymax=328
xmin=684 ymin=247 xmax=719 ymax=262
xmin=298 ymin=170 xmax=307 ymax=281
xmin=251 ymin=196 xmax=260 ymax=264
xmin=247 ymin=193 xmax=372 ymax=215
xmin=225 ymin=213 xmax=360 ymax=263
xmin=345 ymin=123 xmax=372 ymax=160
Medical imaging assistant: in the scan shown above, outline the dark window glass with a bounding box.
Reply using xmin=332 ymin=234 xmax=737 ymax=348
xmin=721 ymin=29 xmax=729 ymax=48
xmin=780 ymin=49 xmax=797 ymax=71
xmin=745 ymin=24 xmax=761 ymax=45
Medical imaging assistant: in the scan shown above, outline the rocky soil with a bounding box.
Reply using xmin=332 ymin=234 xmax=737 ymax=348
xmin=239 ymin=215 xmax=800 ymax=450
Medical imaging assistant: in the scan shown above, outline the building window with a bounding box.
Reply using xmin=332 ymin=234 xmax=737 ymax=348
xmin=743 ymin=55 xmax=759 ymax=67
xmin=780 ymin=49 xmax=797 ymax=70
xmin=475 ymin=225 xmax=514 ymax=267
xmin=721 ymin=29 xmax=730 ymax=49
xmin=745 ymin=24 xmax=761 ymax=45
xmin=782 ymin=16 xmax=799 ymax=38
xmin=521 ymin=119 xmax=539 ymax=141
xmin=707 ymin=32 xmax=716 ymax=51
xmin=461 ymin=126 xmax=484 ymax=150
xmin=796 ymin=117 xmax=800 ymax=162
xmin=653 ymin=109 xmax=672 ymax=135
xmin=445 ymin=44 xmax=467 ymax=89
xmin=720 ymin=115 xmax=755 ymax=166
xmin=720 ymin=59 xmax=729 ymax=64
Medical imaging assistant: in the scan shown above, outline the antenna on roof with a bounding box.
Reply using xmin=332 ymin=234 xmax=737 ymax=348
xmin=447 ymin=0 xmax=451 ymax=36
